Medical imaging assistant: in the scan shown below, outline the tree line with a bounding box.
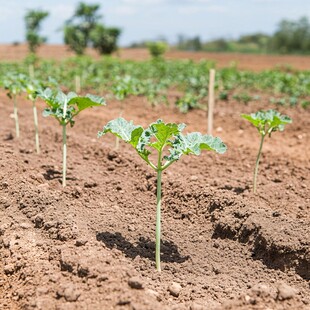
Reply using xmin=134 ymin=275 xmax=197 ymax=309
xmin=25 ymin=2 xmax=120 ymax=56
xmin=176 ymin=16 xmax=310 ymax=54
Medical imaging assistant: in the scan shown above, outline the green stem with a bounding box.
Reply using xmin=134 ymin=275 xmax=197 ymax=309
xmin=156 ymin=168 xmax=162 ymax=272
xmin=155 ymin=149 xmax=163 ymax=272
xmin=253 ymin=134 xmax=265 ymax=194
xmin=62 ymin=124 xmax=67 ymax=187
xmin=32 ymin=100 xmax=40 ymax=154
xmin=13 ymin=95 xmax=19 ymax=139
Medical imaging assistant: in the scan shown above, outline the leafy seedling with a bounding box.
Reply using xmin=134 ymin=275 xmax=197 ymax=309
xmin=38 ymin=88 xmax=105 ymax=187
xmin=241 ymin=109 xmax=292 ymax=193
xmin=2 ymin=73 xmax=26 ymax=138
xmin=23 ymin=77 xmax=59 ymax=154
xmin=98 ymin=118 xmax=227 ymax=271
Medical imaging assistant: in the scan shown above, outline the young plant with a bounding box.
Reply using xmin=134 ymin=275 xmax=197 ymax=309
xmin=22 ymin=77 xmax=58 ymax=154
xmin=38 ymin=88 xmax=105 ymax=187
xmin=241 ymin=109 xmax=292 ymax=193
xmin=98 ymin=118 xmax=227 ymax=271
xmin=2 ymin=73 xmax=26 ymax=138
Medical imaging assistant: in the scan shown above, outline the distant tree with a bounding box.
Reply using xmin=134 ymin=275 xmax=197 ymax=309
xmin=176 ymin=35 xmax=202 ymax=51
xmin=64 ymin=2 xmax=121 ymax=55
xmin=90 ymin=25 xmax=121 ymax=55
xmin=147 ymin=41 xmax=168 ymax=58
xmin=270 ymin=16 xmax=310 ymax=54
xmin=24 ymin=9 xmax=49 ymax=53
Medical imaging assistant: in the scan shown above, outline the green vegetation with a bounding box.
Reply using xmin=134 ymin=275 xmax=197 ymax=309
xmin=98 ymin=118 xmax=226 ymax=271
xmin=147 ymin=41 xmax=168 ymax=58
xmin=241 ymin=110 xmax=292 ymax=193
xmin=64 ymin=2 xmax=121 ymax=55
xmin=0 ymin=57 xmax=309 ymax=113
xmin=24 ymin=9 xmax=49 ymax=54
xmin=38 ymin=89 xmax=105 ymax=187
xmin=176 ymin=16 xmax=310 ymax=55
xmin=1 ymin=73 xmax=26 ymax=138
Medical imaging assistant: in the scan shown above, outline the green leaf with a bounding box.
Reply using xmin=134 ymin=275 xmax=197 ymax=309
xmin=68 ymin=93 xmax=106 ymax=112
xmin=241 ymin=109 xmax=292 ymax=136
xmin=98 ymin=117 xmax=143 ymax=147
xmin=38 ymin=88 xmax=105 ymax=126
xmin=164 ymin=132 xmax=227 ymax=161
xmin=148 ymin=120 xmax=185 ymax=152
xmin=99 ymin=118 xmax=227 ymax=171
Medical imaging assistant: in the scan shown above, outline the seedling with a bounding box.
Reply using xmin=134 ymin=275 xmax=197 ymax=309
xmin=2 ymin=73 xmax=26 ymax=138
xmin=38 ymin=88 xmax=105 ymax=187
xmin=22 ymin=77 xmax=58 ymax=154
xmin=23 ymin=79 xmax=43 ymax=153
xmin=241 ymin=109 xmax=292 ymax=193
xmin=98 ymin=118 xmax=227 ymax=271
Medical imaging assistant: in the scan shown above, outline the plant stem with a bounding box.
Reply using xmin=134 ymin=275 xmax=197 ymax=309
xmin=156 ymin=168 xmax=162 ymax=272
xmin=32 ymin=100 xmax=40 ymax=153
xmin=253 ymin=134 xmax=265 ymax=194
xmin=62 ymin=124 xmax=67 ymax=187
xmin=13 ymin=95 xmax=19 ymax=139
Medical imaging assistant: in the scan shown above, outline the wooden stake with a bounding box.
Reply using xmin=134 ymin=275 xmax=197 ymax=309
xmin=29 ymin=64 xmax=34 ymax=79
xmin=75 ymin=75 xmax=81 ymax=93
xmin=207 ymin=69 xmax=216 ymax=135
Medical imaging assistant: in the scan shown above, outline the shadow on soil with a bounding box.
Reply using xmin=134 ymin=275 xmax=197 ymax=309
xmin=219 ymin=184 xmax=250 ymax=194
xmin=96 ymin=231 xmax=190 ymax=264
xmin=43 ymin=168 xmax=76 ymax=182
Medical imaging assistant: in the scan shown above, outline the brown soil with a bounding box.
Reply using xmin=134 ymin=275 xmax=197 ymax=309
xmin=0 ymin=86 xmax=309 ymax=310
xmin=1 ymin=44 xmax=310 ymax=71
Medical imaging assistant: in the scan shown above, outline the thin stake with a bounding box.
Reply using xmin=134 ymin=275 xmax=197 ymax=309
xmin=62 ymin=100 xmax=68 ymax=187
xmin=207 ymin=69 xmax=216 ymax=135
xmin=75 ymin=75 xmax=81 ymax=93
xmin=32 ymin=100 xmax=40 ymax=153
xmin=29 ymin=64 xmax=34 ymax=79
xmin=13 ymin=95 xmax=20 ymax=138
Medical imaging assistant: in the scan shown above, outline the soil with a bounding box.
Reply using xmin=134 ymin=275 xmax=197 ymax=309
xmin=0 ymin=81 xmax=309 ymax=310
xmin=1 ymin=44 xmax=310 ymax=71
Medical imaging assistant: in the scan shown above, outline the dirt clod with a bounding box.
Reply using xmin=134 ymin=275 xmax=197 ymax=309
xmin=168 ymin=282 xmax=182 ymax=297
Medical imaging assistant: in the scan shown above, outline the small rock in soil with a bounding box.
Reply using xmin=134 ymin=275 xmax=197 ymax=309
xmin=128 ymin=276 xmax=144 ymax=289
xmin=168 ymin=282 xmax=182 ymax=297
xmin=4 ymin=264 xmax=15 ymax=275
xmin=146 ymin=289 xmax=161 ymax=301
xmin=276 ymin=282 xmax=298 ymax=300
xmin=190 ymin=302 xmax=205 ymax=310
xmin=57 ymin=284 xmax=81 ymax=302
xmin=251 ymin=283 xmax=272 ymax=297
xmin=75 ymin=239 xmax=88 ymax=247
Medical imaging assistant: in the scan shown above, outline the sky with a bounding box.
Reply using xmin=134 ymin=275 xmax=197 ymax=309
xmin=0 ymin=0 xmax=309 ymax=46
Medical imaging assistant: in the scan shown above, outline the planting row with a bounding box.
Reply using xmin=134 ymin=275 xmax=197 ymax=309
xmin=1 ymin=72 xmax=292 ymax=271
xmin=0 ymin=57 xmax=309 ymax=113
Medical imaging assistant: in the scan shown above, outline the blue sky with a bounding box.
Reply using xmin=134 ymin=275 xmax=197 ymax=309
xmin=0 ymin=0 xmax=309 ymax=46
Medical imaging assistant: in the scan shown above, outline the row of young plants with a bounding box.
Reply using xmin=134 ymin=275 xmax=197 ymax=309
xmin=0 ymin=72 xmax=292 ymax=272
xmin=0 ymin=57 xmax=309 ymax=112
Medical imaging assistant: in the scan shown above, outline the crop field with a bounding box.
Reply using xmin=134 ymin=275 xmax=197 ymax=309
xmin=0 ymin=48 xmax=309 ymax=310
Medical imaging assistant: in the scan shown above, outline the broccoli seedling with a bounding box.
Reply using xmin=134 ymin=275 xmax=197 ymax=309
xmin=241 ymin=109 xmax=292 ymax=193
xmin=20 ymin=76 xmax=58 ymax=153
xmin=98 ymin=118 xmax=227 ymax=271
xmin=38 ymin=88 xmax=105 ymax=187
xmin=2 ymin=73 xmax=26 ymax=138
